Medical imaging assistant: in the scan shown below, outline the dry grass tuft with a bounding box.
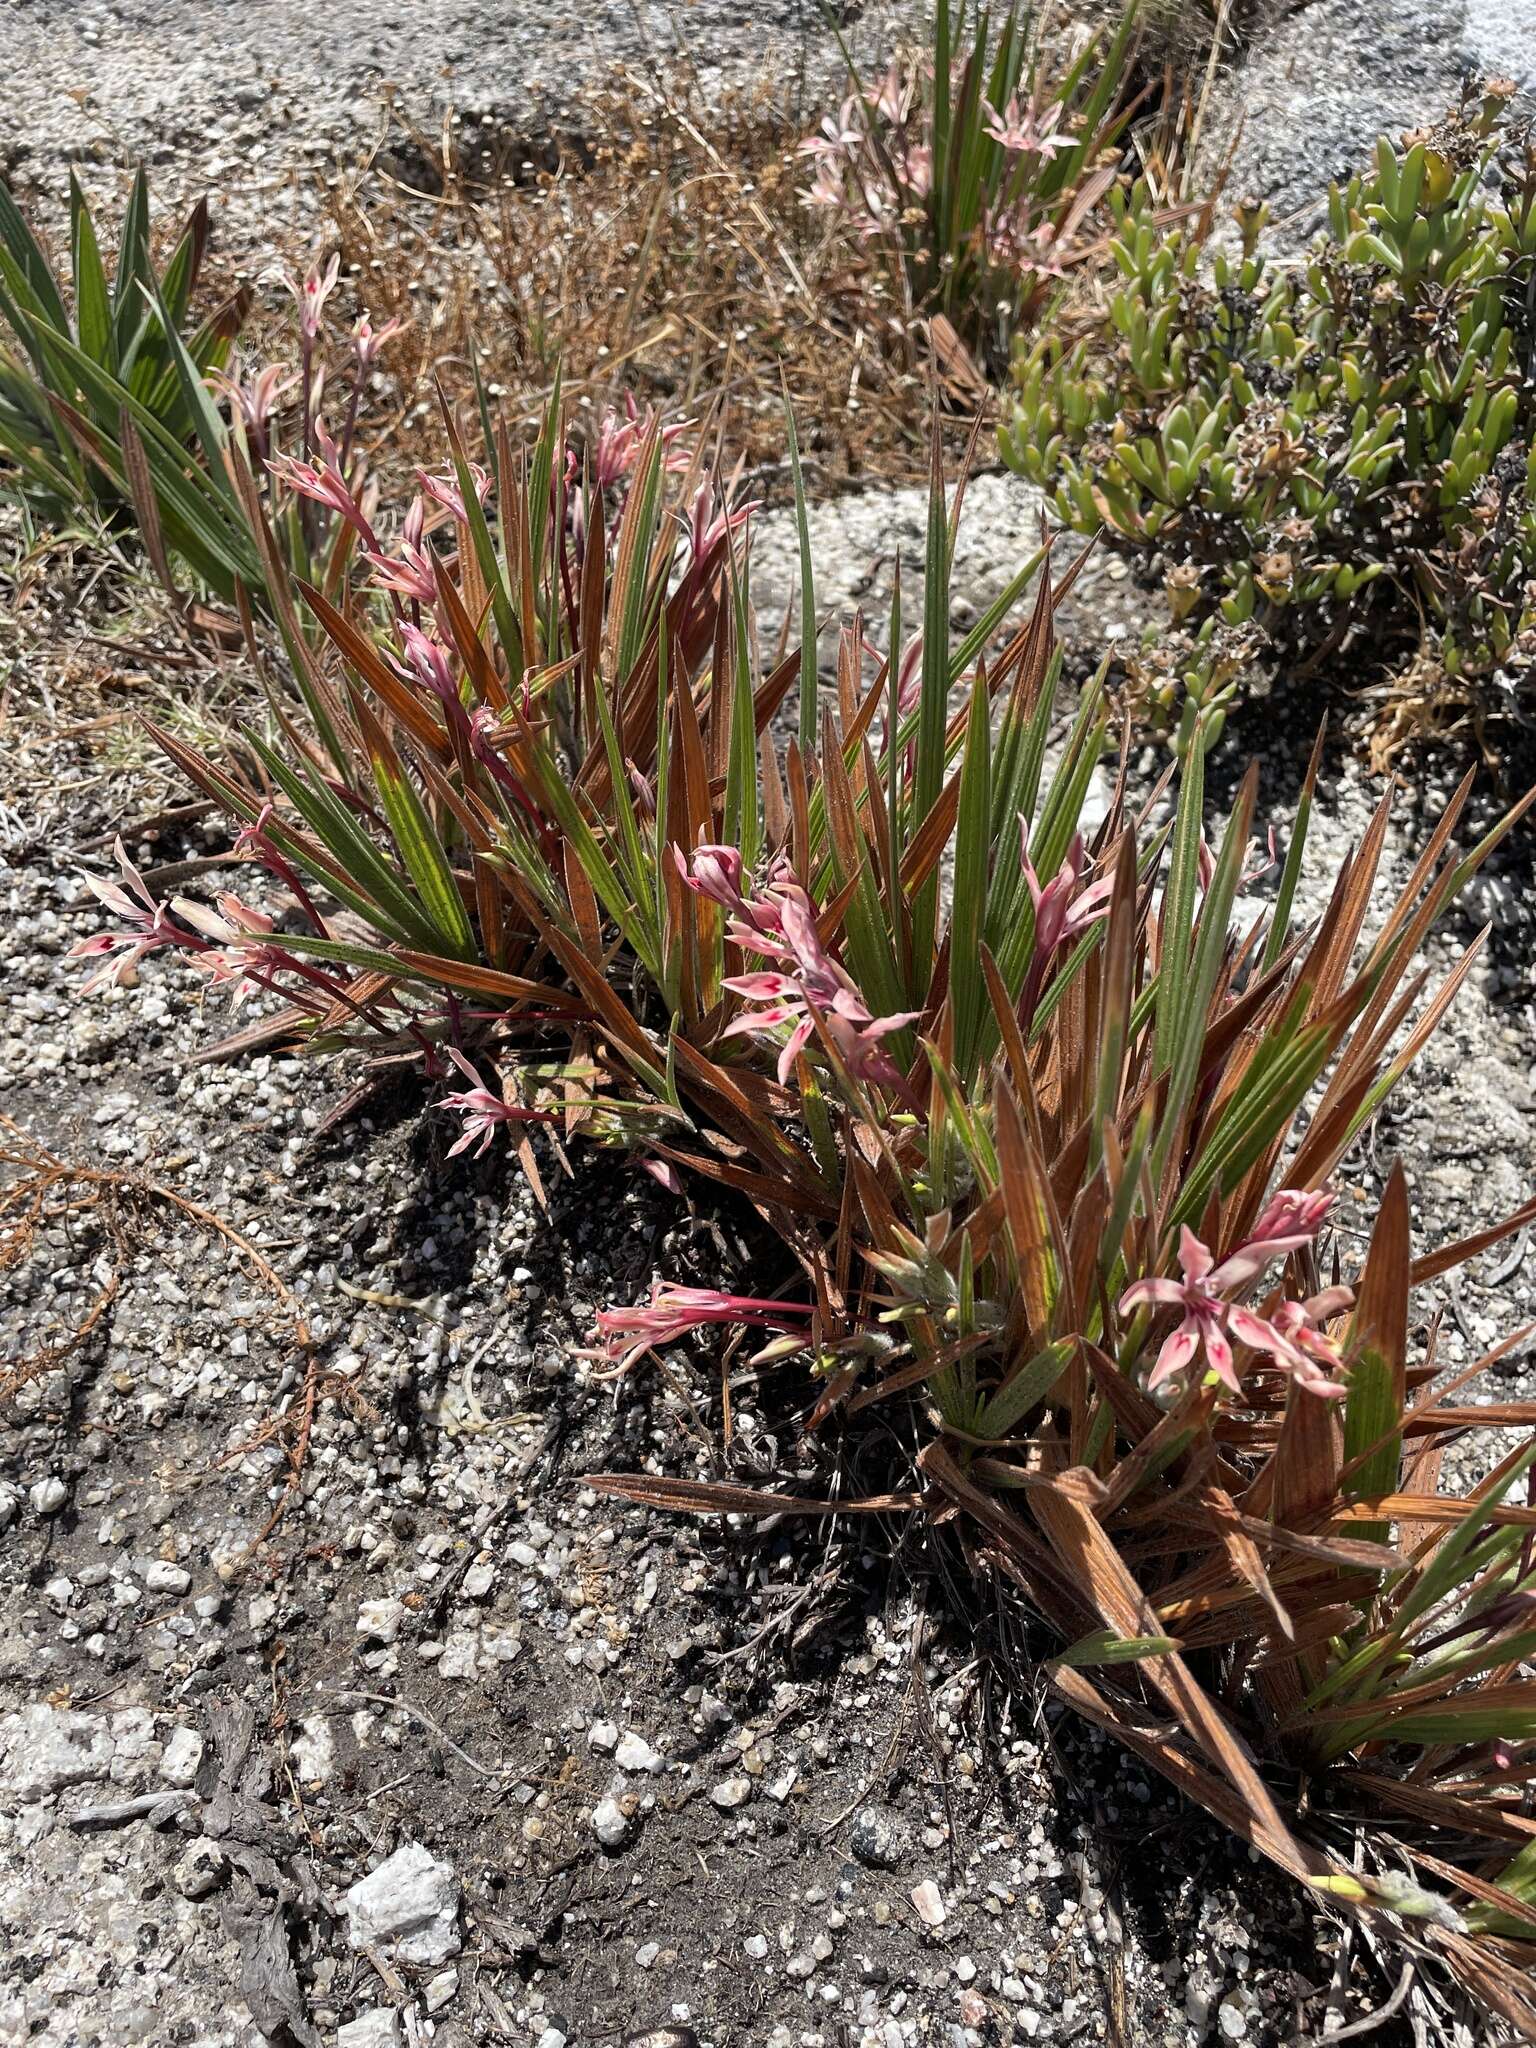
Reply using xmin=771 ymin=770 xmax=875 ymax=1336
xmin=277 ymin=71 xmax=945 ymax=489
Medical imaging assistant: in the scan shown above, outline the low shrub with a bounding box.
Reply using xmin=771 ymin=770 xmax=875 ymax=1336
xmin=1002 ymin=86 xmax=1536 ymax=756
xmin=65 ymin=366 xmax=1536 ymax=2018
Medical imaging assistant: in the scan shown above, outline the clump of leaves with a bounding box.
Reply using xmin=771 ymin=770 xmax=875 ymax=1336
xmin=0 ymin=176 xmax=411 ymax=620
xmin=0 ymin=171 xmax=257 ymax=581
xmin=801 ymin=0 xmax=1144 ymax=368
xmin=1002 ymin=84 xmax=1536 ymax=757
xmin=77 ymin=385 xmax=1536 ymax=2023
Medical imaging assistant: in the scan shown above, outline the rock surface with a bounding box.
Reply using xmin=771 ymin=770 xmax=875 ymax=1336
xmin=1207 ymin=0 xmax=1536 ymax=239
xmin=341 ymin=1840 xmax=462 ymax=1965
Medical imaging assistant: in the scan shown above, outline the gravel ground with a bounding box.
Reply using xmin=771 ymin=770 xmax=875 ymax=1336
xmin=0 ymin=0 xmax=922 ymax=252
xmin=0 ymin=803 xmax=1379 ymax=2048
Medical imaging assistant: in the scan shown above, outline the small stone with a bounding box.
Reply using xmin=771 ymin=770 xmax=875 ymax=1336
xmin=30 ymin=1476 xmax=67 ymax=1515
xmin=437 ymin=1630 xmax=479 ymax=1680
xmin=1218 ymin=2002 xmax=1248 ymax=2041
xmin=911 ymin=1879 xmax=946 ymax=1927
xmin=356 ymin=1597 xmax=405 ymax=1643
xmin=534 ymin=2029 xmax=568 ymax=2048
xmin=0 ymin=1704 xmax=113 ymax=1800
xmin=786 ymin=1952 xmax=815 ymax=1980
xmin=743 ymin=1934 xmax=769 ymax=1959
xmin=849 ymin=1807 xmax=902 ymax=1869
xmin=338 ymin=2012 xmax=401 ymax=2048
xmin=710 ymin=1775 xmax=752 ymax=1809
xmin=615 ymin=1731 xmax=663 ymax=1775
xmin=144 ymin=1560 xmax=191 ymax=1595
xmin=290 ymin=1715 xmax=334 ymax=1787
xmin=174 ymin=1836 xmax=228 ymax=1899
xmin=588 ymin=1718 xmax=620 ymax=1753
xmin=424 ymin=1967 xmax=459 ymax=2012
xmin=635 ymin=1941 xmax=661 ymax=1968
xmin=343 ymin=1841 xmax=461 ymax=1965
xmin=955 ymin=1956 xmax=977 ymax=1985
xmin=160 ymin=1727 xmax=204 ymax=1788
xmin=461 ymin=1560 xmax=496 ymax=1598
xmin=593 ymin=1794 xmax=638 ymax=1848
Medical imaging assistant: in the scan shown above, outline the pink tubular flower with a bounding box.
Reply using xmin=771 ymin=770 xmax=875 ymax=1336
xmin=636 ymin=1155 xmax=685 ymax=1198
xmin=899 ymin=143 xmax=933 ymax=198
xmin=865 ymin=59 xmax=909 ymax=125
xmin=797 ymin=95 xmax=866 ymax=160
xmin=1021 ymin=823 xmax=1115 ymax=962
xmin=672 ymin=841 xmax=788 ymax=941
xmin=802 ymin=156 xmax=847 ymax=211
xmin=171 ymin=894 xmax=284 ymax=1010
xmin=351 ymin=312 xmax=405 ymax=368
xmin=416 ymin=464 xmax=491 ymax=525
xmin=682 ymin=482 xmax=757 ymax=568
xmin=208 ymin=360 xmax=297 ymax=437
xmin=268 ymin=252 xmax=342 ymax=342
xmin=440 ymin=1048 xmax=557 ymax=1158
xmin=673 ymin=841 xmax=747 ymax=913
xmin=1119 ymin=1196 xmax=1352 ymax=1399
xmin=366 ymin=496 xmax=437 ymax=605
xmin=720 ymin=878 xmax=918 ymax=1091
xmin=69 ymin=840 xmax=187 ymax=993
xmin=569 ymin=394 xmax=694 ymax=492
xmin=267 ymin=419 xmax=378 ymax=549
xmin=983 ymin=92 xmax=1072 ymax=158
xmin=592 ymin=1281 xmax=814 ymax=1376
xmin=398 ymin=621 xmax=460 ymax=709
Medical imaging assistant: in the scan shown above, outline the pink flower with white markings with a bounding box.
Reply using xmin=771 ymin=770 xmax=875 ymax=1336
xmin=569 ymin=395 xmax=693 ymax=492
xmin=592 ymin=1282 xmax=814 ymax=1376
xmin=69 ymin=840 xmax=189 ymax=993
xmin=440 ymin=1049 xmax=557 ymax=1158
xmin=797 ymin=96 xmax=866 ymax=160
xmin=1015 ymin=822 xmax=1114 ymax=1028
xmin=865 ymin=60 xmax=910 ymax=125
xmin=803 ymin=157 xmax=847 ymax=211
xmin=983 ymin=92 xmax=1073 ymax=159
xmin=672 ymin=842 xmax=788 ymax=942
xmin=682 ymin=482 xmax=757 ymax=568
xmin=1021 ymin=824 xmax=1115 ymax=962
xmin=266 ymin=253 xmax=342 ymax=341
xmin=398 ymin=621 xmax=460 ymax=709
xmin=209 ymin=360 xmax=297 ymax=437
xmin=172 ymin=894 xmax=285 ymax=1010
xmin=1119 ymin=1194 xmax=1352 ymax=1399
xmin=720 ymin=878 xmax=918 ymax=1092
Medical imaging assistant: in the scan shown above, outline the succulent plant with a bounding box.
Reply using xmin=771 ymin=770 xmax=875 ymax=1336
xmin=1001 ymin=84 xmax=1536 ymax=749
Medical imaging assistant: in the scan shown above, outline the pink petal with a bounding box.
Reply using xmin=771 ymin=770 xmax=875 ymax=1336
xmin=1203 ymin=1318 xmax=1241 ymax=1394
xmin=723 ymin=971 xmax=801 ymax=1001
xmin=1178 ymin=1225 xmax=1214 ymax=1285
xmin=1146 ymin=1321 xmax=1201 ymax=1390
xmin=777 ymin=1016 xmax=816 ymax=1086
xmin=1118 ymin=1277 xmax=1190 ymax=1312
